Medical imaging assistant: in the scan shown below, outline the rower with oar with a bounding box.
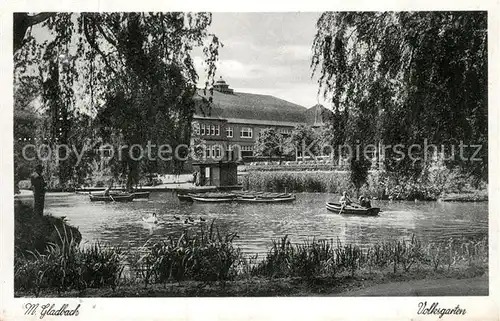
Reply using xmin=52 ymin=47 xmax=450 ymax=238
xmin=104 ymin=180 xmax=117 ymax=202
xmin=339 ymin=191 xmax=352 ymax=214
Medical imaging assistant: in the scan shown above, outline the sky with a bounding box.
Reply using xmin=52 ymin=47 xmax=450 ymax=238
xmin=27 ymin=12 xmax=327 ymax=110
xmin=193 ymin=12 xmax=326 ymax=108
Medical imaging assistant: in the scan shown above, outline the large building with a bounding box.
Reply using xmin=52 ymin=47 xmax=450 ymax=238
xmin=192 ymin=77 xmax=332 ymax=160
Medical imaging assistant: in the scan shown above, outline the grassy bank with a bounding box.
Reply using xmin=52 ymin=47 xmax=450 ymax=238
xmin=14 ymin=201 xmax=82 ymax=255
xmin=242 ymin=170 xmax=487 ymax=201
xmin=439 ymin=190 xmax=488 ymax=202
xmin=19 ymin=269 xmax=488 ymax=297
xmin=15 ymin=219 xmax=488 ymax=297
xmin=14 ymin=202 xmax=123 ymax=296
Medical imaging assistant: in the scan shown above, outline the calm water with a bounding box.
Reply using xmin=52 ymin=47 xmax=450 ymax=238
xmin=42 ymin=192 xmax=488 ymax=258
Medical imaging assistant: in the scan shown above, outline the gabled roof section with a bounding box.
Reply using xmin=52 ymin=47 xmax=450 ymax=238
xmin=304 ymin=104 xmax=334 ymax=127
xmin=194 ymin=89 xmax=307 ymax=124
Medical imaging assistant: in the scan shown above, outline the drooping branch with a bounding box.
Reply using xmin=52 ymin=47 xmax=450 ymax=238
xmin=82 ymin=15 xmax=118 ymax=76
xmin=93 ymin=18 xmax=118 ymax=48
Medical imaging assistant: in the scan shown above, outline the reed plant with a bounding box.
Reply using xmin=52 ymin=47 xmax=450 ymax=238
xmin=14 ymin=224 xmax=124 ymax=296
xmin=80 ymin=242 xmax=124 ymax=289
xmin=245 ymin=171 xmax=352 ymax=193
xmin=252 ymin=235 xmax=487 ymax=280
xmin=243 ymin=167 xmax=484 ymax=200
xmin=136 ymin=220 xmax=243 ymax=287
xmin=14 ymin=217 xmax=487 ymax=296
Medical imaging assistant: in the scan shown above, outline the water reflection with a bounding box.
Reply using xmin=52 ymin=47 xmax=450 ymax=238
xmin=43 ymin=192 xmax=488 ymax=258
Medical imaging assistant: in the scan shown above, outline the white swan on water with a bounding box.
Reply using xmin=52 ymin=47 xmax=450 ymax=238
xmin=142 ymin=213 xmax=158 ymax=224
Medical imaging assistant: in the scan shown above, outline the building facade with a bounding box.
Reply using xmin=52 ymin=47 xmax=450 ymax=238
xmin=192 ymin=77 xmax=332 ymax=160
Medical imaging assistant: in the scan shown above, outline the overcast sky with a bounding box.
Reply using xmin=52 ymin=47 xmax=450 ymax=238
xmin=194 ymin=12 xmax=325 ymax=108
xmin=29 ymin=12 xmax=326 ymax=109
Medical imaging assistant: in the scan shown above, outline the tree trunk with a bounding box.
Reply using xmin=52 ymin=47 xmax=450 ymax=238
xmin=126 ymin=161 xmax=139 ymax=191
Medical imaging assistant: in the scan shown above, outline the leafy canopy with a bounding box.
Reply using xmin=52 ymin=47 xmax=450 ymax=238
xmin=312 ymin=11 xmax=487 ymax=186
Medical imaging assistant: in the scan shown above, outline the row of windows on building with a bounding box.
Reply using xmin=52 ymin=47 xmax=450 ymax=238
xmin=200 ymin=124 xmax=221 ymax=136
xmin=197 ymin=124 xmax=293 ymax=139
xmin=203 ymin=145 xmax=254 ymax=158
xmin=198 ymin=124 xmax=253 ymax=138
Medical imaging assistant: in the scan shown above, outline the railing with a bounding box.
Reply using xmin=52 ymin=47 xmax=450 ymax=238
xmin=240 ymin=161 xmax=350 ymax=172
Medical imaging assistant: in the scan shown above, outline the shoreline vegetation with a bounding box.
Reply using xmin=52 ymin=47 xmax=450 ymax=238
xmin=14 ymin=204 xmax=488 ymax=298
xmin=242 ymin=169 xmax=487 ymax=201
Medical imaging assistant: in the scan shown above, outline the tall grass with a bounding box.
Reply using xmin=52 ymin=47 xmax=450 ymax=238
xmin=253 ymin=235 xmax=487 ymax=279
xmin=135 ymin=220 xmax=243 ymax=287
xmin=14 ymin=201 xmax=82 ymax=256
xmin=243 ymin=168 xmax=484 ymax=200
xmin=14 ymin=224 xmax=123 ymax=296
xmin=245 ymin=171 xmax=352 ymax=193
xmin=14 ymin=218 xmax=487 ymax=296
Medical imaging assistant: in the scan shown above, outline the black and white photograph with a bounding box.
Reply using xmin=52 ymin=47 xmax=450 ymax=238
xmin=2 ymin=5 xmax=498 ymax=320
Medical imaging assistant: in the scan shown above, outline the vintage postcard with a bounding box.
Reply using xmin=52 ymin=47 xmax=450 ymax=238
xmin=1 ymin=0 xmax=499 ymax=320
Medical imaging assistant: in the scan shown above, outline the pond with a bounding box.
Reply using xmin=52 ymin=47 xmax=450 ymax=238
xmin=41 ymin=192 xmax=488 ymax=260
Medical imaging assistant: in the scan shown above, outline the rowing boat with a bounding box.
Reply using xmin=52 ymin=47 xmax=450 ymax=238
xmin=234 ymin=192 xmax=290 ymax=199
xmin=177 ymin=193 xmax=193 ymax=201
xmin=189 ymin=194 xmax=235 ymax=203
xmin=89 ymin=194 xmax=135 ymax=202
xmin=184 ymin=191 xmax=296 ymax=204
xmin=236 ymin=195 xmax=296 ymax=203
xmin=325 ymin=202 xmax=380 ymax=216
xmin=132 ymin=191 xmax=150 ymax=199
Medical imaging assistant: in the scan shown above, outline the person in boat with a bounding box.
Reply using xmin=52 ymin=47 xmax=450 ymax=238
xmin=365 ymin=197 xmax=372 ymax=208
xmin=358 ymin=195 xmax=372 ymax=208
xmin=340 ymin=191 xmax=352 ymax=208
xmin=358 ymin=195 xmax=365 ymax=207
xmin=104 ymin=180 xmax=114 ymax=196
xmin=193 ymin=171 xmax=199 ymax=186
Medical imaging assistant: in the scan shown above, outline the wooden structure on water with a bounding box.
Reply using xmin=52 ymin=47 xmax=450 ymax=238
xmin=192 ymin=160 xmax=240 ymax=188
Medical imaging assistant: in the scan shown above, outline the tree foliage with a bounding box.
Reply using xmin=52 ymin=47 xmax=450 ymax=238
xmin=254 ymin=128 xmax=289 ymax=162
xmin=312 ymin=11 xmax=487 ymax=187
xmin=287 ymin=125 xmax=320 ymax=159
xmin=14 ymin=12 xmax=221 ymax=188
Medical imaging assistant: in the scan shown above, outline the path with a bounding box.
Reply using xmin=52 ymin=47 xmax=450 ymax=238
xmin=339 ymin=276 xmax=488 ymax=296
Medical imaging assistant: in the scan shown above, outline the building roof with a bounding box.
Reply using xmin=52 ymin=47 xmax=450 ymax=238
xmin=194 ymin=89 xmax=307 ymax=125
xmin=215 ymin=77 xmax=228 ymax=86
xmin=304 ymin=104 xmax=334 ymax=127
